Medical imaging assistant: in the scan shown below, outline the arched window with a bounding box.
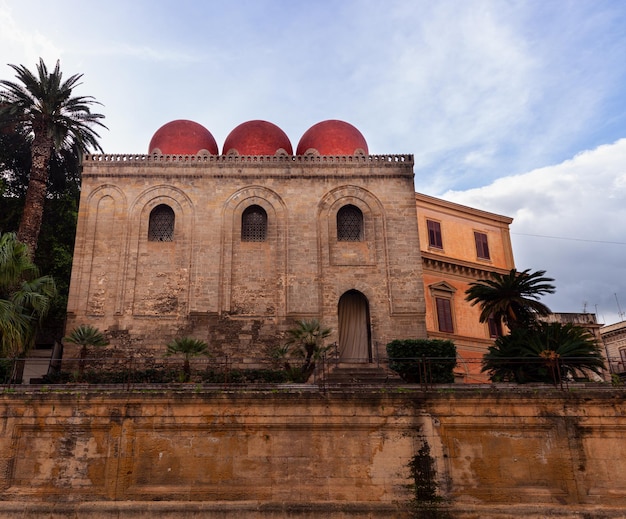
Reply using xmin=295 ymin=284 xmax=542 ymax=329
xmin=148 ymin=204 xmax=175 ymax=242
xmin=337 ymin=204 xmax=363 ymax=241
xmin=242 ymin=205 xmax=267 ymax=242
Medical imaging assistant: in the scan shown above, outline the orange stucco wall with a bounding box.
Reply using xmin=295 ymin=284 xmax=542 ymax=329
xmin=416 ymin=193 xmax=515 ymax=382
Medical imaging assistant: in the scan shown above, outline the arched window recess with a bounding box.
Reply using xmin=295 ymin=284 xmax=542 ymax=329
xmin=337 ymin=204 xmax=363 ymax=241
xmin=242 ymin=205 xmax=268 ymax=242
xmin=148 ymin=204 xmax=175 ymax=242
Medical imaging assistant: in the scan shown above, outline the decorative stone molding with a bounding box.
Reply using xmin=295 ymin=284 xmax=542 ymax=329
xmin=421 ymin=252 xmax=510 ymax=279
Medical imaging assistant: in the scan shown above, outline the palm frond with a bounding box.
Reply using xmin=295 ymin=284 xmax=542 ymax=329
xmin=466 ymin=268 xmax=555 ymax=329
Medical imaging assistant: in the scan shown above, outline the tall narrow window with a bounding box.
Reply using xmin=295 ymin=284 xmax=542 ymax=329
xmin=488 ymin=316 xmax=502 ymax=338
xmin=474 ymin=231 xmax=490 ymax=259
xmin=435 ymin=297 xmax=454 ymax=333
xmin=427 ymin=220 xmax=443 ymax=248
xmin=242 ymin=205 xmax=267 ymax=242
xmin=148 ymin=204 xmax=174 ymax=242
xmin=337 ymin=205 xmax=363 ymax=241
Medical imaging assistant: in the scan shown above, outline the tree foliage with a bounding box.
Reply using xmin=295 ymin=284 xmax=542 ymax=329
xmin=273 ymin=319 xmax=332 ymax=382
xmin=1 ymin=69 xmax=86 ymax=340
xmin=0 ymin=58 xmax=105 ymax=255
xmin=386 ymin=339 xmax=457 ymax=383
xmin=165 ymin=337 xmax=210 ymax=382
xmin=465 ymin=268 xmax=556 ymax=330
xmin=482 ymin=322 xmax=605 ymax=384
xmin=0 ymin=232 xmax=56 ymax=357
xmin=64 ymin=324 xmax=109 ymax=377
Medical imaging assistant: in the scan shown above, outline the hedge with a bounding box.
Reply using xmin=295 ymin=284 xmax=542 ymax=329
xmin=386 ymin=339 xmax=456 ymax=383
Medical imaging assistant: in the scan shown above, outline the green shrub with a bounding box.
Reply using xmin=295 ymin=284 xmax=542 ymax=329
xmin=386 ymin=339 xmax=456 ymax=383
xmin=0 ymin=359 xmax=14 ymax=383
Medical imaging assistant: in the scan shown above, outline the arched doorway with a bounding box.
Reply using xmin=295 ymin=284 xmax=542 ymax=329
xmin=338 ymin=290 xmax=372 ymax=362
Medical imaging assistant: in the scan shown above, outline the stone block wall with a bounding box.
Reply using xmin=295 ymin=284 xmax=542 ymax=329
xmin=66 ymin=155 xmax=427 ymax=364
xmin=1 ymin=386 xmax=626 ymax=518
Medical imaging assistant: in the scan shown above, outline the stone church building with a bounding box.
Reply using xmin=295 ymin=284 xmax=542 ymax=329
xmin=65 ymin=119 xmax=514 ymax=375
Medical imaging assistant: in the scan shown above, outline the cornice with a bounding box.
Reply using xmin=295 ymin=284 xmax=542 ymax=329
xmin=421 ymin=251 xmax=510 ymax=278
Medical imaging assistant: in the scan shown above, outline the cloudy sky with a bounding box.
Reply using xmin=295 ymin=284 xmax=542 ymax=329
xmin=1 ymin=0 xmax=625 ymax=324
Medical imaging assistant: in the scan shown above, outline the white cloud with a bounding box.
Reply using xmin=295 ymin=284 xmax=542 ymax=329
xmin=443 ymin=138 xmax=626 ymax=325
xmin=0 ymin=1 xmax=62 ymax=64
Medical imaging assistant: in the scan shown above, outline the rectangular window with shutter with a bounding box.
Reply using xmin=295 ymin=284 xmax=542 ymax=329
xmin=488 ymin=316 xmax=502 ymax=338
xmin=435 ymin=297 xmax=454 ymax=333
xmin=474 ymin=231 xmax=490 ymax=259
xmin=427 ymin=220 xmax=443 ymax=248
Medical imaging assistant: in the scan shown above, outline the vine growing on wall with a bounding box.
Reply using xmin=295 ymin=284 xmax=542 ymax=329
xmin=406 ymin=442 xmax=451 ymax=519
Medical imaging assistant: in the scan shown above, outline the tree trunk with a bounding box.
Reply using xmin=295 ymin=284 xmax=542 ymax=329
xmin=17 ymin=128 xmax=52 ymax=257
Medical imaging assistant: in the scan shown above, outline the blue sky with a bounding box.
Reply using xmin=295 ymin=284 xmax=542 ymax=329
xmin=1 ymin=0 xmax=626 ymax=324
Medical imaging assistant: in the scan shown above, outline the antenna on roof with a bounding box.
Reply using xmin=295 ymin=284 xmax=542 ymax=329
xmin=615 ymin=293 xmax=625 ymax=321
xmin=595 ymin=304 xmax=606 ymax=325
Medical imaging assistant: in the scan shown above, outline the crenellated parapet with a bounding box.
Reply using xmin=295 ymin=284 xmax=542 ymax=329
xmin=83 ymin=153 xmax=414 ymax=165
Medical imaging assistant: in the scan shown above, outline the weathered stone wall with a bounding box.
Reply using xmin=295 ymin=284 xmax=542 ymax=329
xmin=1 ymin=386 xmax=626 ymax=518
xmin=66 ymin=155 xmax=426 ymax=364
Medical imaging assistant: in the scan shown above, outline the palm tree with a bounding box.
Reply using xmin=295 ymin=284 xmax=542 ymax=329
xmin=0 ymin=58 xmax=106 ymax=255
xmin=465 ymin=268 xmax=556 ymax=330
xmin=165 ymin=337 xmax=210 ymax=382
xmin=0 ymin=232 xmax=56 ymax=358
xmin=64 ymin=324 xmax=109 ymax=377
xmin=283 ymin=319 xmax=332 ymax=382
xmin=482 ymin=322 xmax=605 ymax=384
xmin=525 ymin=322 xmax=605 ymax=383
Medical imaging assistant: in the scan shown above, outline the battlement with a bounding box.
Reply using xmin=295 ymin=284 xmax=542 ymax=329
xmin=83 ymin=153 xmax=414 ymax=166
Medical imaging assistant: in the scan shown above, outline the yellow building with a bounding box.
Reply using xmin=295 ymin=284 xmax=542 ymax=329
xmin=416 ymin=193 xmax=515 ymax=382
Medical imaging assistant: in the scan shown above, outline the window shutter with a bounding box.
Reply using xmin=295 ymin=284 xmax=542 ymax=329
xmin=435 ymin=297 xmax=454 ymax=333
xmin=427 ymin=220 xmax=443 ymax=248
xmin=474 ymin=232 xmax=490 ymax=259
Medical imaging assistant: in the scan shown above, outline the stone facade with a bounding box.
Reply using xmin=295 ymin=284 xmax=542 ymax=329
xmin=66 ymin=154 xmax=426 ymax=364
xmin=1 ymin=386 xmax=626 ymax=518
xmin=600 ymin=320 xmax=626 ymax=375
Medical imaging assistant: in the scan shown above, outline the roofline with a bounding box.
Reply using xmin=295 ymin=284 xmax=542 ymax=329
xmin=415 ymin=192 xmax=513 ymax=224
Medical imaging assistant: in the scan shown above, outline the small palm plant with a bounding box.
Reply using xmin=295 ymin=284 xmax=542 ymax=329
xmin=482 ymin=322 xmax=605 ymax=384
xmin=524 ymin=322 xmax=605 ymax=384
xmin=165 ymin=337 xmax=210 ymax=382
xmin=64 ymin=324 xmax=109 ymax=377
xmin=280 ymin=319 xmax=332 ymax=382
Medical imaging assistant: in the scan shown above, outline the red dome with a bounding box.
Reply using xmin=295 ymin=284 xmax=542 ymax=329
xmin=296 ymin=120 xmax=368 ymax=156
xmin=223 ymin=120 xmax=293 ymax=156
xmin=149 ymin=120 xmax=218 ymax=155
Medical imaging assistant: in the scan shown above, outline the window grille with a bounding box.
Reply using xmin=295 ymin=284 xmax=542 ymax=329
xmin=148 ymin=204 xmax=174 ymax=242
xmin=242 ymin=205 xmax=267 ymax=242
xmin=427 ymin=220 xmax=443 ymax=248
xmin=337 ymin=205 xmax=363 ymax=241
